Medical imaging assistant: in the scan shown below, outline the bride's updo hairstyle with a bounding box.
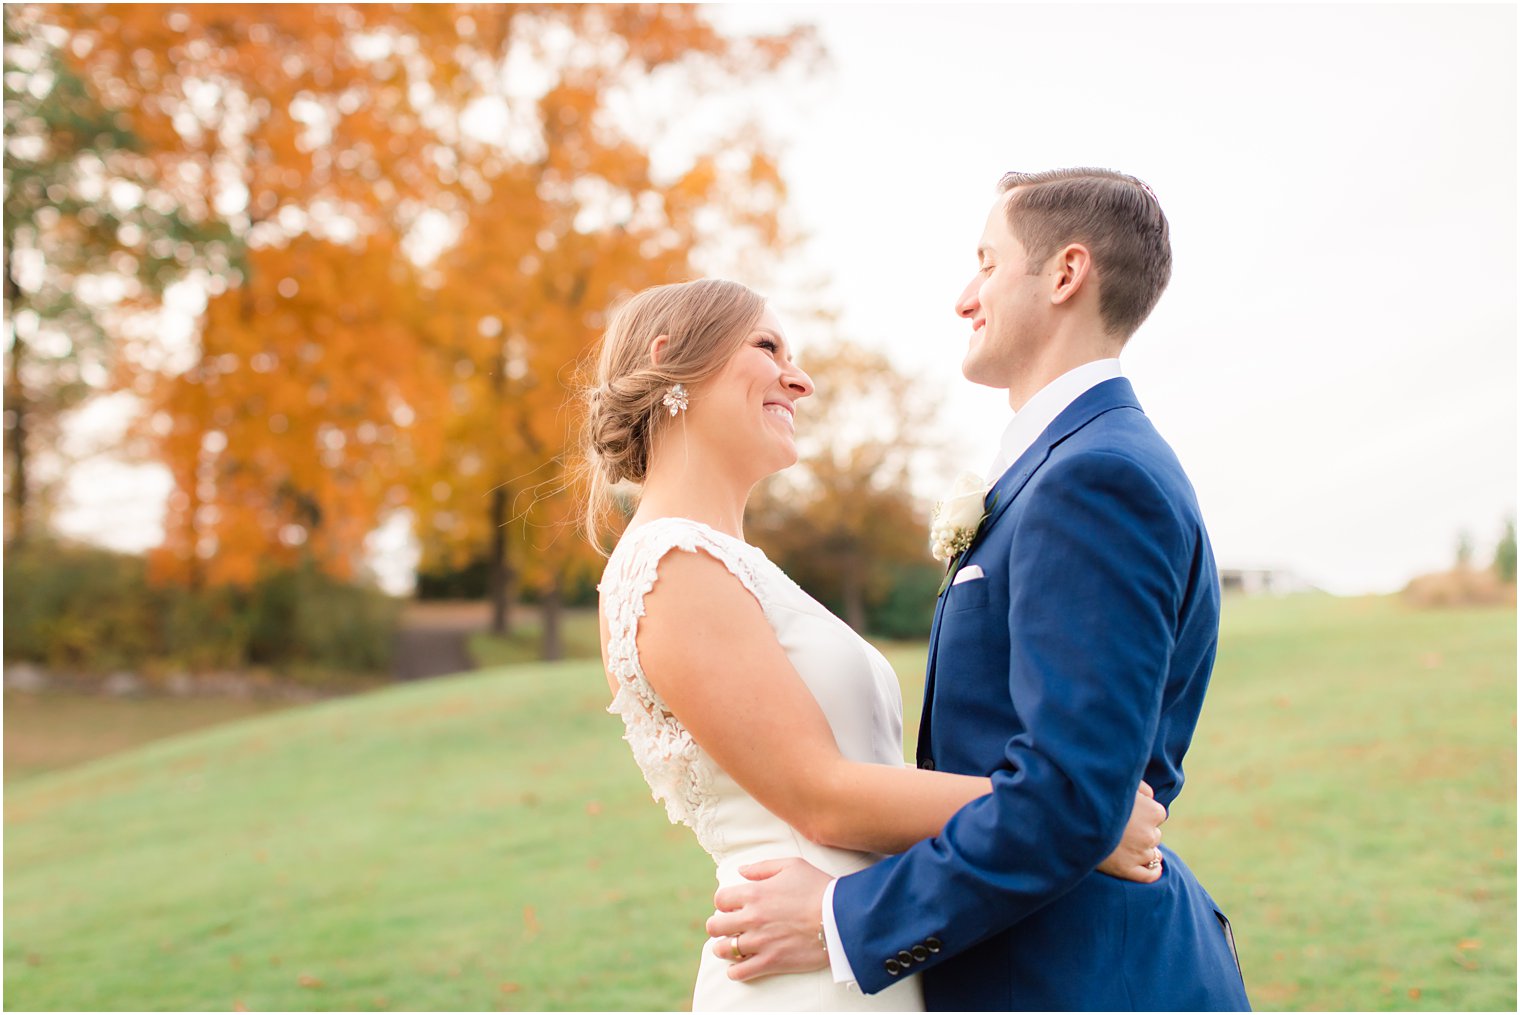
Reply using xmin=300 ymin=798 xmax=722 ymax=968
xmin=582 ymin=278 xmax=766 ymax=552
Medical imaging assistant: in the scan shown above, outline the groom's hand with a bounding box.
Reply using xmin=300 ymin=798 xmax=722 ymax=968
xmin=706 ymin=857 xmax=831 ymax=982
xmin=1096 ymin=780 xmax=1167 ymax=883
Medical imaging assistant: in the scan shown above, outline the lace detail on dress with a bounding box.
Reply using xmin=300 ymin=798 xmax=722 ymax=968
xmin=599 ymin=518 xmax=774 ymax=853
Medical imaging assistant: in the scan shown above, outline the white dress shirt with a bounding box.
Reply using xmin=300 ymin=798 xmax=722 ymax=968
xmin=821 ymin=357 xmax=1123 ymax=986
xmin=984 ymin=358 xmax=1122 ymax=483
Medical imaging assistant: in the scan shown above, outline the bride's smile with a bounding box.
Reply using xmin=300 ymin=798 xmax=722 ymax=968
xmin=762 ymin=399 xmax=796 ymax=432
xmin=688 ymin=306 xmax=812 ymax=478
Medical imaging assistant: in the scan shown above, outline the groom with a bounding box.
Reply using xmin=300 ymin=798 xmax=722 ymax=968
xmin=707 ymin=169 xmax=1250 ymax=1010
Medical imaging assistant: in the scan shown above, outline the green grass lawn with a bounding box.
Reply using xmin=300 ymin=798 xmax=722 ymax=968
xmin=4 ymin=595 xmax=1514 ymax=1011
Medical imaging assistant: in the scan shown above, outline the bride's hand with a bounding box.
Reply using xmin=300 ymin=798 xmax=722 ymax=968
xmin=1096 ymin=781 xmax=1166 ymax=883
xmin=705 ymin=858 xmax=833 ymax=981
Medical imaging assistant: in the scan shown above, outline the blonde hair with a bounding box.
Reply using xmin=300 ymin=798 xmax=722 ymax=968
xmin=581 ymin=278 xmax=766 ymax=552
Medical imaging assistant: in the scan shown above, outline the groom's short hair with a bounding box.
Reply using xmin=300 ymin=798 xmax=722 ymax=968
xmin=998 ymin=169 xmax=1172 ymax=339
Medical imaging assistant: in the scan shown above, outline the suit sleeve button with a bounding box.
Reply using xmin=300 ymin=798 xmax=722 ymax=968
xmin=919 ymin=758 xmax=936 ymax=771
xmin=884 ymin=958 xmax=902 ymax=976
xmin=911 ymin=945 xmax=929 ymax=962
xmin=897 ymin=950 xmax=914 ymax=965
xmin=925 ymin=936 xmax=943 ymax=953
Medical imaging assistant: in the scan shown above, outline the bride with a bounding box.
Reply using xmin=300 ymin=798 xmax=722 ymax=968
xmin=586 ymin=279 xmax=1165 ymax=1011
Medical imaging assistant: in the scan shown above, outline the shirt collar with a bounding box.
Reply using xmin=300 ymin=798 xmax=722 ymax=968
xmin=986 ymin=359 xmax=1122 ymax=483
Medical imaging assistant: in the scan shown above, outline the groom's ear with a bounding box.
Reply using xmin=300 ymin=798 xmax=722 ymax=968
xmin=648 ymin=334 xmax=671 ymax=366
xmin=1049 ymin=243 xmax=1095 ymax=306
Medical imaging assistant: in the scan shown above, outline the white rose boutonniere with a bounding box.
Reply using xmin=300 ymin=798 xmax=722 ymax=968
xmin=930 ymin=470 xmax=993 ymax=595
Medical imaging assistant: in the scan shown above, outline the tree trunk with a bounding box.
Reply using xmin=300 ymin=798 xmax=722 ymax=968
xmin=841 ymin=556 xmax=867 ymax=633
xmin=487 ymin=332 xmax=517 ymax=636
xmin=541 ymin=570 xmax=564 ymax=662
xmin=488 ymin=484 xmax=516 ymax=636
xmin=4 ymin=257 xmax=27 ymax=546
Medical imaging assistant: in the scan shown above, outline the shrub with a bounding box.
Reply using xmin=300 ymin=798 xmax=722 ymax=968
xmin=3 ymin=541 xmax=158 ymax=670
xmin=1495 ymin=517 xmax=1516 ymax=585
xmin=3 ymin=539 xmax=399 ymax=682
xmin=248 ymin=562 xmax=399 ymax=674
xmin=867 ymin=561 xmax=942 ymax=640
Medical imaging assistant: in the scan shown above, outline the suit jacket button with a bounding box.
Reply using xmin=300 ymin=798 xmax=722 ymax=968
xmin=911 ymin=945 xmax=929 ymax=962
xmin=897 ymin=950 xmax=914 ymax=965
xmin=925 ymin=936 xmax=943 ymax=953
xmin=884 ymin=958 xmax=902 ymax=976
xmin=919 ymin=758 xmax=935 ymax=771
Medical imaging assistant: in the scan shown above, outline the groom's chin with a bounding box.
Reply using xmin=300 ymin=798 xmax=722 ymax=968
xmin=960 ymin=350 xmax=998 ymax=388
xmin=961 ymin=360 xmax=1009 ymax=390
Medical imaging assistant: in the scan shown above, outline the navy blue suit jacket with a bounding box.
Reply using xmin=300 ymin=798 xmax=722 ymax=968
xmin=833 ymin=378 xmax=1250 ymax=1010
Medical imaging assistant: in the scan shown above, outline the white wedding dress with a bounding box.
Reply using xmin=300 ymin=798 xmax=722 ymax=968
xmin=600 ymin=517 xmax=925 ymax=1012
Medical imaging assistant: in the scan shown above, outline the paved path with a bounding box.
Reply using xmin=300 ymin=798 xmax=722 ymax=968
xmin=392 ymin=601 xmax=491 ymax=681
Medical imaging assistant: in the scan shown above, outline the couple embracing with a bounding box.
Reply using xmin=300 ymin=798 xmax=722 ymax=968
xmin=587 ymin=168 xmax=1251 ymax=1011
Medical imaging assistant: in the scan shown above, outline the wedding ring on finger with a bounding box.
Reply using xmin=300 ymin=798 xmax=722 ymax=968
xmin=730 ymin=934 xmax=747 ymax=961
xmin=1146 ymin=851 xmax=1162 ymax=870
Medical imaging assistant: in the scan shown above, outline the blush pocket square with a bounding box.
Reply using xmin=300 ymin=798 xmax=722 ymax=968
xmin=952 ymin=565 xmax=985 ymax=585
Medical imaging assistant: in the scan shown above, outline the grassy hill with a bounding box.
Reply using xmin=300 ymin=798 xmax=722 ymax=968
xmin=4 ymin=595 xmax=1514 ymax=1011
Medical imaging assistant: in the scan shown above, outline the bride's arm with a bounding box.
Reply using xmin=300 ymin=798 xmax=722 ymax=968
xmin=636 ymin=549 xmax=973 ymax=853
xmin=636 ymin=549 xmax=1162 ymax=868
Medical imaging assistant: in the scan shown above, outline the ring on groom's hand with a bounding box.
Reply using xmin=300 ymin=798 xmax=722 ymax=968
xmin=730 ymin=934 xmax=747 ymax=961
xmin=1146 ymin=852 xmax=1162 ymax=870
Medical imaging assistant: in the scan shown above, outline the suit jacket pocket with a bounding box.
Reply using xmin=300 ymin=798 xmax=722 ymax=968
xmin=944 ymin=577 xmax=990 ymax=612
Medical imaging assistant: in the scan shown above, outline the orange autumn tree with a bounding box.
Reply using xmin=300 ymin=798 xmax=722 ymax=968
xmin=148 ymin=235 xmax=445 ymax=585
xmin=406 ymin=6 xmax=817 ymax=651
xmin=49 ymin=3 xmax=816 ymax=627
xmin=45 ymin=4 xmax=503 ymax=586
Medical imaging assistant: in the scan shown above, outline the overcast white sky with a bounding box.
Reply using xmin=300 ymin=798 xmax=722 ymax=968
xmin=707 ymin=2 xmax=1518 ymax=594
xmin=54 ymin=3 xmax=1516 ymax=596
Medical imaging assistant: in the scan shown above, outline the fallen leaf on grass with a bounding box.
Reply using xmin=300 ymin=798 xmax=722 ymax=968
xmin=500 ymin=983 xmax=522 ymax=994
xmin=523 ymin=905 xmax=540 ymax=937
xmin=233 ymin=1001 xmax=247 ymax=1012
xmin=298 ymin=973 xmax=323 ymax=988
xmin=1408 ymin=987 xmax=1421 ymax=1000
xmin=1458 ymin=939 xmax=1481 ymax=950
xmin=585 ymin=800 xmax=603 ymax=815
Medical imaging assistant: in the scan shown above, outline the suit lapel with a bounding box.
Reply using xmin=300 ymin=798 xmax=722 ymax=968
xmin=917 ymin=377 xmax=1142 ymax=762
xmin=979 ymin=377 xmax=1142 ymax=534
xmin=915 ymin=577 xmax=953 ymax=764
